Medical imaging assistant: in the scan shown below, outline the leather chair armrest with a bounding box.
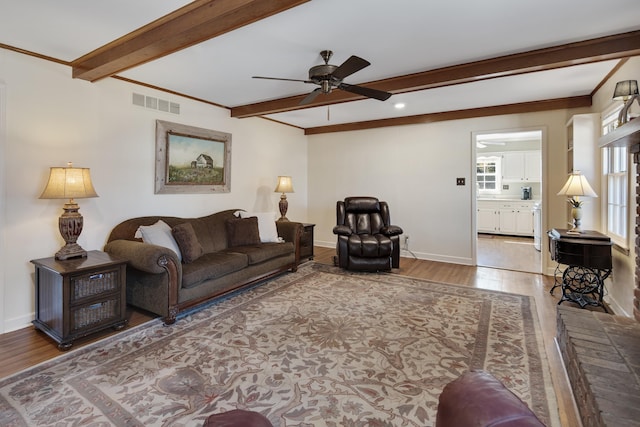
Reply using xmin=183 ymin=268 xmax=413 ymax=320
xmin=333 ymin=225 xmax=353 ymax=236
xmin=381 ymin=225 xmax=403 ymax=236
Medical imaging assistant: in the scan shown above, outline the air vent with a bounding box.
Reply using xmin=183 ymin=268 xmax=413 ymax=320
xmin=145 ymin=96 xmax=158 ymax=109
xmin=132 ymin=92 xmax=180 ymax=115
xmin=132 ymin=93 xmax=145 ymax=107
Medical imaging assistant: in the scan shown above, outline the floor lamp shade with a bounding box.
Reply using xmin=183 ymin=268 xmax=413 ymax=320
xmin=274 ymin=176 xmax=294 ymax=221
xmin=40 ymin=163 xmax=98 ymax=260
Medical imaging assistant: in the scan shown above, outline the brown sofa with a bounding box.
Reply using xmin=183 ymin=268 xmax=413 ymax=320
xmin=436 ymin=370 xmax=546 ymax=427
xmin=104 ymin=209 xmax=302 ymax=325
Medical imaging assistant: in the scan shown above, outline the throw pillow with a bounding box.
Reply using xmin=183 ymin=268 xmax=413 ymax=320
xmin=171 ymin=222 xmax=204 ymax=263
xmin=226 ymin=217 xmax=261 ymax=247
xmin=238 ymin=211 xmax=280 ymax=243
xmin=135 ymin=220 xmax=183 ymax=262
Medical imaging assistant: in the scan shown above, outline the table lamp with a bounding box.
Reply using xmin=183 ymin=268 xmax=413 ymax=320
xmin=613 ymin=80 xmax=639 ymax=126
xmin=274 ymin=176 xmax=294 ymax=221
xmin=557 ymin=170 xmax=597 ymax=233
xmin=40 ymin=162 xmax=99 ymax=260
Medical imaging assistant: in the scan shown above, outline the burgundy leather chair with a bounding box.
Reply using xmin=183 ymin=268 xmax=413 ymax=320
xmin=333 ymin=197 xmax=403 ymax=272
xmin=436 ymin=370 xmax=546 ymax=427
xmin=203 ymin=409 xmax=273 ymax=427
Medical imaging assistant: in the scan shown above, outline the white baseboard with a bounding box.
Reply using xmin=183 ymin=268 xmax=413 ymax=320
xmin=604 ymin=295 xmax=629 ymax=317
xmin=314 ymin=240 xmax=473 ymax=266
xmin=3 ymin=312 xmax=34 ymax=333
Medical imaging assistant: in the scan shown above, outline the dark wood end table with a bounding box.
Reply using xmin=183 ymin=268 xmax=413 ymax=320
xmin=31 ymin=250 xmax=127 ymax=350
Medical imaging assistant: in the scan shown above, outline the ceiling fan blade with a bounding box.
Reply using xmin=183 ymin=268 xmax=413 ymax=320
xmin=332 ymin=56 xmax=370 ymax=80
xmin=299 ymin=88 xmax=322 ymax=105
xmin=338 ymin=83 xmax=392 ymax=101
xmin=253 ymin=76 xmax=311 ymax=83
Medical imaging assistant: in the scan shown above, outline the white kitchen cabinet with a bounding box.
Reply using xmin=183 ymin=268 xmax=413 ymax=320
xmin=515 ymin=208 xmax=534 ymax=235
xmin=477 ymin=200 xmax=534 ymax=236
xmin=524 ymin=151 xmax=541 ymax=182
xmin=502 ymin=152 xmax=525 ymax=181
xmin=498 ymin=207 xmax=517 ymax=233
xmin=502 ymin=151 xmax=541 ymax=182
xmin=477 ymin=201 xmax=499 ymax=233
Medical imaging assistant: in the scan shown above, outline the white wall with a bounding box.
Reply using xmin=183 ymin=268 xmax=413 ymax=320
xmin=308 ymin=111 xmax=572 ymax=266
xmin=0 ymin=50 xmax=308 ymax=332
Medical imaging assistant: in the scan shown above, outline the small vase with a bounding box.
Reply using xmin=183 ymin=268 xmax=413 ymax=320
xmin=571 ymin=207 xmax=582 ymax=220
xmin=571 ymin=207 xmax=582 ymax=231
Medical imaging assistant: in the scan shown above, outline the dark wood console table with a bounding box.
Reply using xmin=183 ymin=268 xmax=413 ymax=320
xmin=547 ymin=228 xmax=612 ymax=312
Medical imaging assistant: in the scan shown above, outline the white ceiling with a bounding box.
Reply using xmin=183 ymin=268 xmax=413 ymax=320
xmin=2 ymin=0 xmax=640 ymax=129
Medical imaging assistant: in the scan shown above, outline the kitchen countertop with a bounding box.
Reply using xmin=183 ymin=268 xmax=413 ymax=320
xmin=477 ymin=197 xmax=541 ymax=202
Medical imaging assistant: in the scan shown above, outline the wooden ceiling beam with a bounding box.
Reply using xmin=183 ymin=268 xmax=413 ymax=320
xmin=304 ymin=96 xmax=593 ymax=135
xmin=231 ymin=30 xmax=640 ymax=118
xmin=71 ymin=0 xmax=309 ymax=82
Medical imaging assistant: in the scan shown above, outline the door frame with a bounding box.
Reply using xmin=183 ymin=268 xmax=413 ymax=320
xmin=471 ymin=126 xmax=548 ymax=274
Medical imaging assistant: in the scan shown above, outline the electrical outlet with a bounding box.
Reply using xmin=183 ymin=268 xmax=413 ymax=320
xmin=403 ymin=235 xmax=409 ymax=250
xmin=456 ymin=177 xmax=465 ymax=185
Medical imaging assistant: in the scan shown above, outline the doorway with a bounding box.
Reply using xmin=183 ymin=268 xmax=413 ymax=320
xmin=474 ymin=129 xmax=543 ymax=274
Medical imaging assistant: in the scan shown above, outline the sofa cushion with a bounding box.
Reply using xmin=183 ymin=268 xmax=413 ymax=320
xmin=172 ymin=222 xmax=204 ymax=263
xmin=135 ymin=220 xmax=182 ymax=262
xmin=181 ymin=252 xmax=248 ymax=288
xmin=238 ymin=211 xmax=280 ymax=243
xmin=226 ymin=241 xmax=294 ymax=265
xmin=226 ymin=217 xmax=261 ymax=247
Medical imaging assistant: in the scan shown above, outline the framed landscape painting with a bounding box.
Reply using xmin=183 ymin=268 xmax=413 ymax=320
xmin=155 ymin=120 xmax=231 ymax=194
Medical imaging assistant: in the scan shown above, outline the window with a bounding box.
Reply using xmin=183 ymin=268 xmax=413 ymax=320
xmin=477 ymin=156 xmax=501 ymax=193
xmin=601 ymin=107 xmax=629 ymax=249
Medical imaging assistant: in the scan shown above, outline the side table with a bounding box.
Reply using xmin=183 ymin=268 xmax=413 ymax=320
xmin=547 ymin=228 xmax=612 ymax=312
xmin=299 ymin=223 xmax=315 ymax=262
xmin=31 ymin=250 xmax=127 ymax=350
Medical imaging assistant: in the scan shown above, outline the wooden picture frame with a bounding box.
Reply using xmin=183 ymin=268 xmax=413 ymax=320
xmin=155 ymin=120 xmax=231 ymax=194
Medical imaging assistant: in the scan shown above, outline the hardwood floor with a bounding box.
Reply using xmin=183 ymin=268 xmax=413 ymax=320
xmin=0 ymin=247 xmax=581 ymax=426
xmin=477 ymin=233 xmax=542 ymax=273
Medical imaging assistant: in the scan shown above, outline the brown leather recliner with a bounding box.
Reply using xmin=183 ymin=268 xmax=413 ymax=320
xmin=333 ymin=197 xmax=403 ymax=272
xmin=436 ymin=370 xmax=546 ymax=427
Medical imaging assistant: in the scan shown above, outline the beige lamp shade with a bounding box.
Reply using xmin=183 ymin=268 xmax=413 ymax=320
xmin=274 ymin=175 xmax=294 ymax=194
xmin=557 ymin=170 xmax=597 ymax=198
xmin=40 ymin=163 xmax=98 ymax=200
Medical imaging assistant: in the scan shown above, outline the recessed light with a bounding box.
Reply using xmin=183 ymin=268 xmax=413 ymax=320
xmin=394 ymin=102 xmax=405 ymax=109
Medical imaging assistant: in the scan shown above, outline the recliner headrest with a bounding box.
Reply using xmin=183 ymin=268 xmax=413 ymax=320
xmin=344 ymin=197 xmax=381 ymax=212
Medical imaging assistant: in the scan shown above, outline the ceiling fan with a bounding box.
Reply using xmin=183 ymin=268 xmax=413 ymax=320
xmin=253 ymin=50 xmax=392 ymax=105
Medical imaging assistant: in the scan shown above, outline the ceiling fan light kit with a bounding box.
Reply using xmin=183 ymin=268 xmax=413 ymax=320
xmin=253 ymin=50 xmax=392 ymax=106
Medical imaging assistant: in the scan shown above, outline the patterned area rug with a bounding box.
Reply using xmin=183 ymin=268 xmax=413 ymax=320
xmin=0 ymin=263 xmax=559 ymax=426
